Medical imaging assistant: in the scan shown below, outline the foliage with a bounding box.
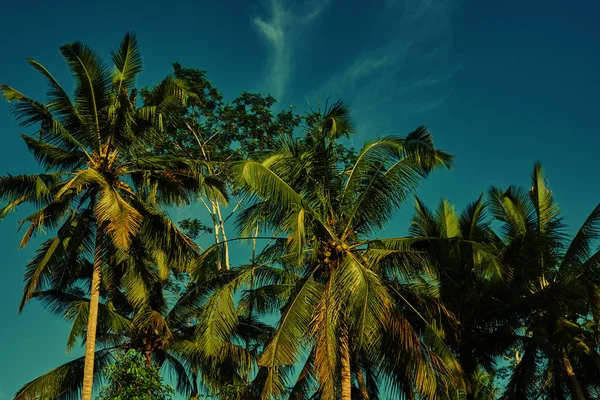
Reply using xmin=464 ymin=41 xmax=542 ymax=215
xmin=229 ymin=100 xmax=455 ymax=399
xmin=98 ymin=350 xmax=174 ymax=400
xmin=150 ymin=63 xmax=301 ymax=163
xmin=147 ymin=63 xmax=302 ymax=269
xmin=489 ymin=164 xmax=600 ymax=400
xmin=1 ymin=33 xmax=215 ymax=400
xmin=179 ymin=217 xmax=213 ymax=239
xmin=12 ymin=258 xmax=274 ymax=399
xmin=4 ymin=31 xmax=600 ymax=400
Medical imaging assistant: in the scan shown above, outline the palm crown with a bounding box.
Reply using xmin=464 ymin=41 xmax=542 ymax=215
xmin=489 ymin=164 xmax=600 ymax=399
xmin=231 ymin=101 xmax=457 ymax=399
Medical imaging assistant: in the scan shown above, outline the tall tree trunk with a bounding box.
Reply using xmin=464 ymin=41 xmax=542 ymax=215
xmin=459 ymin=341 xmax=476 ymax=400
xmin=143 ymin=345 xmax=153 ymax=368
xmin=215 ymin=202 xmax=230 ymax=270
xmin=190 ymin=370 xmax=199 ymax=399
xmin=562 ymin=351 xmax=585 ymax=400
xmin=340 ymin=331 xmax=352 ymax=400
xmin=356 ymin=366 xmax=370 ymax=400
xmin=210 ymin=201 xmax=222 ymax=270
xmin=244 ymin=223 xmax=260 ymax=386
xmin=81 ymin=232 xmax=103 ymax=400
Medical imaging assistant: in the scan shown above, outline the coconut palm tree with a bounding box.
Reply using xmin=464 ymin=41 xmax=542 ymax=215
xmin=0 ymin=33 xmax=224 ymax=400
xmin=408 ymin=197 xmax=510 ymax=399
xmin=225 ymin=100 xmax=458 ymax=399
xmin=13 ymin=253 xmax=270 ymax=400
xmin=489 ymin=163 xmax=600 ymax=399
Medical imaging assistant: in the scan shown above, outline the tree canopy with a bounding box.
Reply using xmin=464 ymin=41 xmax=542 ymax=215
xmin=98 ymin=350 xmax=174 ymax=400
xmin=2 ymin=33 xmax=600 ymax=400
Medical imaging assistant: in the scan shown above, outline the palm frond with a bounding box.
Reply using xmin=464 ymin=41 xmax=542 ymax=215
xmin=235 ymin=159 xmax=315 ymax=223
xmin=333 ymin=254 xmax=391 ymax=351
xmin=289 ymin=350 xmax=316 ymax=400
xmin=95 ymin=183 xmax=142 ymax=248
xmin=26 ymin=58 xmax=81 ymax=118
xmin=259 ymin=276 xmax=323 ymax=398
xmin=529 ymin=162 xmax=560 ymax=236
xmin=160 ymin=352 xmax=195 ymax=397
xmin=138 ymin=202 xmax=199 ymax=270
xmin=436 ymin=200 xmax=460 ymax=239
xmin=260 ymin=276 xmax=323 ymax=366
xmin=0 ymin=173 xmax=63 ymax=213
xmin=561 ymin=203 xmax=600 ymax=271
xmin=111 ymin=32 xmax=143 ymax=91
xmin=59 ymin=41 xmax=111 ymax=147
xmin=458 ymin=195 xmax=491 ymax=242
xmin=62 ymin=297 xmax=131 ymax=353
xmin=341 ymin=130 xmax=452 ymax=236
xmin=14 ymin=348 xmax=116 ymax=400
xmin=21 ymin=134 xmax=84 ymax=171
xmin=410 ymin=197 xmax=439 ymax=237
xmin=488 ymin=186 xmax=535 ymax=239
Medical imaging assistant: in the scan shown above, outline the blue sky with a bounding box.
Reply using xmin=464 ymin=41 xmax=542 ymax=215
xmin=0 ymin=0 xmax=599 ymax=398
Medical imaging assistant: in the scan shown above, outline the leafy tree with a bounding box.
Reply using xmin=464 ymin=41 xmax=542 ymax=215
xmin=98 ymin=350 xmax=174 ymax=400
xmin=179 ymin=217 xmax=214 ymax=239
xmin=408 ymin=197 xmax=510 ymax=399
xmin=220 ymin=100 xmax=457 ymax=399
xmin=148 ymin=63 xmax=302 ymax=269
xmin=408 ymin=165 xmax=600 ymax=399
xmin=13 ymin=255 xmax=273 ymax=400
xmin=0 ymin=33 xmax=222 ymax=400
xmin=489 ymin=163 xmax=600 ymax=399
xmin=7 ymin=30 xmax=600 ymax=400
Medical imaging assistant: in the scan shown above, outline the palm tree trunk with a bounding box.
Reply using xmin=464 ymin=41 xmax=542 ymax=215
xmin=562 ymin=351 xmax=585 ymax=400
xmin=459 ymin=342 xmax=476 ymax=400
xmin=144 ymin=348 xmax=153 ymax=368
xmin=215 ymin=202 xmax=230 ymax=270
xmin=190 ymin=370 xmax=199 ymax=400
xmin=356 ymin=366 xmax=370 ymax=400
xmin=340 ymin=331 xmax=352 ymax=400
xmin=81 ymin=232 xmax=103 ymax=400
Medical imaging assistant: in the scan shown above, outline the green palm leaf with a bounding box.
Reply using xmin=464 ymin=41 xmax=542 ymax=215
xmin=14 ymin=348 xmax=117 ymax=400
xmin=59 ymin=41 xmax=111 ymax=147
xmin=111 ymin=32 xmax=143 ymax=91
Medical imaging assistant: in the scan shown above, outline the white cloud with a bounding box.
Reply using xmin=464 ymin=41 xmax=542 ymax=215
xmin=253 ymin=0 xmax=330 ymax=99
xmin=344 ymin=56 xmax=392 ymax=85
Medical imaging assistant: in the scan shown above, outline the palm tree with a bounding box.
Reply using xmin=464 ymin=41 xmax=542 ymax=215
xmin=408 ymin=197 xmax=510 ymax=399
xmin=227 ymin=100 xmax=458 ymax=399
xmin=13 ymin=252 xmax=269 ymax=399
xmin=489 ymin=163 xmax=600 ymax=399
xmin=0 ymin=33 xmax=223 ymax=400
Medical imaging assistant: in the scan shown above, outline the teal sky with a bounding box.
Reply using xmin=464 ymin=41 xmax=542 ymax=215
xmin=0 ymin=0 xmax=599 ymax=398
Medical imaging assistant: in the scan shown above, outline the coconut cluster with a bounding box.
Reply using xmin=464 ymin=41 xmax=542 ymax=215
xmin=320 ymin=239 xmax=350 ymax=267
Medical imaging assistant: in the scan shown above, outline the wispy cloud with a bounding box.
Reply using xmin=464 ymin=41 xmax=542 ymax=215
xmin=316 ymin=0 xmax=461 ymax=134
xmin=340 ymin=55 xmax=394 ymax=87
xmin=253 ymin=0 xmax=330 ymax=99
